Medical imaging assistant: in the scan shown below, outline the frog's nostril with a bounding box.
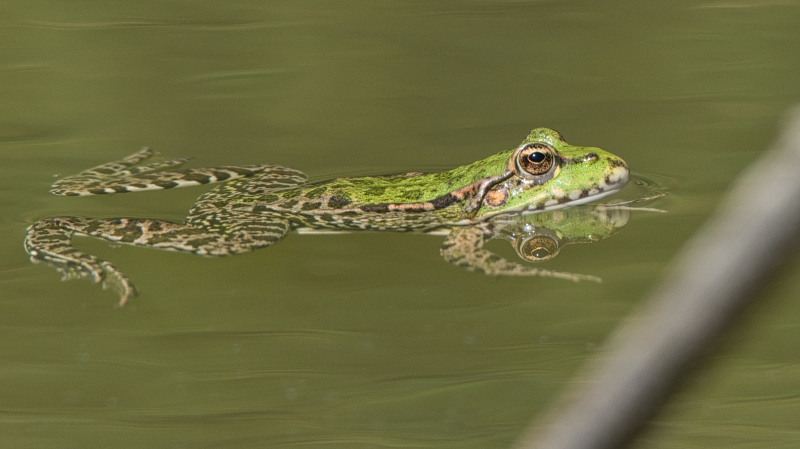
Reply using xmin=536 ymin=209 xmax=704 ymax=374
xmin=583 ymin=153 xmax=599 ymax=163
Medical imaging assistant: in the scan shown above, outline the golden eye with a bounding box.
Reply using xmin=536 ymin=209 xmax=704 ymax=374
xmin=516 ymin=235 xmax=560 ymax=262
xmin=516 ymin=143 xmax=555 ymax=176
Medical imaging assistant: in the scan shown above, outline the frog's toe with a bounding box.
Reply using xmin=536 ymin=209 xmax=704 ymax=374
xmin=96 ymin=261 xmax=138 ymax=307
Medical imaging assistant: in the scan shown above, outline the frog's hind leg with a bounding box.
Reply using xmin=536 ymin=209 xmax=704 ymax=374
xmin=26 ymin=213 xmax=293 ymax=305
xmin=24 ymin=216 xmax=233 ymax=305
xmin=440 ymin=227 xmax=602 ymax=282
xmin=183 ymin=168 xmax=309 ymax=252
xmin=50 ymin=147 xmax=306 ymax=196
xmin=25 ymin=218 xmax=140 ymax=306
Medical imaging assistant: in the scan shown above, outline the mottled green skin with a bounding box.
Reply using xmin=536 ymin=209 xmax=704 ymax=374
xmin=292 ymin=157 xmax=508 ymax=206
xmin=215 ymin=128 xmax=630 ymax=232
xmin=25 ymin=128 xmax=631 ymax=305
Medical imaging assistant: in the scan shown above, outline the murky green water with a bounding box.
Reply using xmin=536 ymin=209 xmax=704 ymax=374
xmin=2 ymin=1 xmax=800 ymax=448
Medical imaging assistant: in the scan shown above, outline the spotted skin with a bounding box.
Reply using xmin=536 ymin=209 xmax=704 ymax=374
xmin=25 ymin=128 xmax=630 ymax=305
xmin=49 ymin=147 xmax=282 ymax=196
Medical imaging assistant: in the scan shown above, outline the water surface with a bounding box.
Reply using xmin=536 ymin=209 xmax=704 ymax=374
xmin=2 ymin=1 xmax=800 ymax=448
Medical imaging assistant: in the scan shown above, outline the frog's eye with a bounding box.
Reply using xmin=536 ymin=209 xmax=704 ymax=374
xmin=515 ymin=143 xmax=556 ymax=178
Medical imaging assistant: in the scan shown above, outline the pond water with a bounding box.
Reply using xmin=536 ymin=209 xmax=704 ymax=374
xmin=2 ymin=1 xmax=800 ymax=448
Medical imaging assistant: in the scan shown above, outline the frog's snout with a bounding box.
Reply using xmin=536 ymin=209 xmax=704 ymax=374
xmin=579 ymin=148 xmax=630 ymax=191
xmin=606 ymin=156 xmax=630 ymax=191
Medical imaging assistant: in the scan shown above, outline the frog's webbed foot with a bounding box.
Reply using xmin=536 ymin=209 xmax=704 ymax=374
xmin=25 ymin=214 xmax=292 ymax=305
xmin=50 ymin=147 xmax=307 ymax=196
xmin=25 ymin=219 xmax=138 ymax=306
xmin=440 ymin=227 xmax=602 ymax=283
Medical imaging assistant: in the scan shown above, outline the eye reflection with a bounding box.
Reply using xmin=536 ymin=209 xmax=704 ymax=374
xmin=516 ymin=235 xmax=560 ymax=262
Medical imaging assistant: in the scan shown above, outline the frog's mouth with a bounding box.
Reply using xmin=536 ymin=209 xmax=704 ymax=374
xmin=539 ymin=186 xmax=622 ymax=210
xmin=531 ymin=162 xmax=630 ymax=212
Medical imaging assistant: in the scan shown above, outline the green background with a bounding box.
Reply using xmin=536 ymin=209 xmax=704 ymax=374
xmin=2 ymin=1 xmax=800 ymax=448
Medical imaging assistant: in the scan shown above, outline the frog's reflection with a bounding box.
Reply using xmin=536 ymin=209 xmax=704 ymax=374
xmin=439 ymin=204 xmax=633 ymax=283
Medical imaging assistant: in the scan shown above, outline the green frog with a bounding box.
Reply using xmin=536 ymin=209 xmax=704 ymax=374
xmin=25 ymin=128 xmax=630 ymax=305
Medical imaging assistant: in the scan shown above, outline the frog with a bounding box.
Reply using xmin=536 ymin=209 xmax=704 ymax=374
xmin=24 ymin=128 xmax=630 ymax=305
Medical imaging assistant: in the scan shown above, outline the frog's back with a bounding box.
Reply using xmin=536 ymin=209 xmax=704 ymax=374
xmin=236 ymin=173 xmax=469 ymax=231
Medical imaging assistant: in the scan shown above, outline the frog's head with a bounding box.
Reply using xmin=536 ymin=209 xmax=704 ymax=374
xmin=473 ymin=128 xmax=629 ymax=218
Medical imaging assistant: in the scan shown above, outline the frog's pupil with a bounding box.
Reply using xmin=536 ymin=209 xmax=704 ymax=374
xmin=528 ymin=152 xmax=546 ymax=163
